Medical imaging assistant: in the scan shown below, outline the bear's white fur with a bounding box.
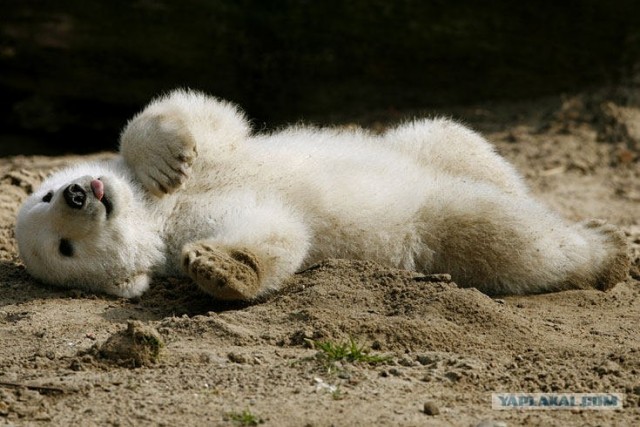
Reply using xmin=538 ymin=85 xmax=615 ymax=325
xmin=15 ymin=89 xmax=630 ymax=300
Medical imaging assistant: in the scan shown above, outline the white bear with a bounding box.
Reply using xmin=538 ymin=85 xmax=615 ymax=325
xmin=15 ymin=89 xmax=630 ymax=300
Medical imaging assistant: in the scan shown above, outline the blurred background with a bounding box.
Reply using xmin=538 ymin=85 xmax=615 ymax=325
xmin=1 ymin=0 xmax=639 ymax=156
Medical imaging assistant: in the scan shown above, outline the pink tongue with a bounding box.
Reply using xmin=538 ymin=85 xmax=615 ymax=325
xmin=90 ymin=179 xmax=104 ymax=201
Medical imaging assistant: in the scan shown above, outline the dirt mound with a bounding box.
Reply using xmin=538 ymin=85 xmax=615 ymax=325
xmin=260 ymin=259 xmax=543 ymax=354
xmin=92 ymin=321 xmax=164 ymax=368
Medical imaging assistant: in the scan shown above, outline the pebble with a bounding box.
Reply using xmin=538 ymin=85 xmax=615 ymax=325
xmin=388 ymin=368 xmax=402 ymax=377
xmin=337 ymin=371 xmax=351 ymax=380
xmin=398 ymin=357 xmax=414 ymax=367
xmin=416 ymin=354 xmax=437 ymax=365
xmin=227 ymin=352 xmax=248 ymax=364
xmin=69 ymin=359 xmax=85 ymax=372
xmin=444 ymin=371 xmax=461 ymax=381
xmin=423 ymin=401 xmax=440 ymax=415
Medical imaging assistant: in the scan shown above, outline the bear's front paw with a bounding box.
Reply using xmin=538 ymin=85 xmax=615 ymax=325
xmin=122 ymin=111 xmax=198 ymax=196
xmin=181 ymin=242 xmax=262 ymax=300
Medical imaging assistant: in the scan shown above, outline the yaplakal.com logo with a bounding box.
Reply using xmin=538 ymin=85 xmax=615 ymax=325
xmin=491 ymin=393 xmax=623 ymax=410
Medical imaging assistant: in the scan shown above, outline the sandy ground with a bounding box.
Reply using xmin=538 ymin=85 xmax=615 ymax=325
xmin=1 ymin=90 xmax=639 ymax=426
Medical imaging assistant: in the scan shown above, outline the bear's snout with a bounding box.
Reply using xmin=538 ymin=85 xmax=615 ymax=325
xmin=63 ymin=184 xmax=87 ymax=209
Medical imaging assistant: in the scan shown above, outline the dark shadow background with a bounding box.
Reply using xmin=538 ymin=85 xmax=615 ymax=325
xmin=1 ymin=0 xmax=639 ymax=156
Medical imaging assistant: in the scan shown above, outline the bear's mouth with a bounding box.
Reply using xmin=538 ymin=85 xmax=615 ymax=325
xmin=101 ymin=194 xmax=113 ymax=217
xmin=91 ymin=178 xmax=113 ymax=217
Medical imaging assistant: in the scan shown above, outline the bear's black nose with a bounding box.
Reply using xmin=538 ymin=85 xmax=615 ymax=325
xmin=63 ymin=184 xmax=86 ymax=209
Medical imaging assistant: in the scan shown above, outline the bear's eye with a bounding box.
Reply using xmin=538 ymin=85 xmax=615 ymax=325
xmin=59 ymin=239 xmax=73 ymax=257
xmin=42 ymin=191 xmax=53 ymax=203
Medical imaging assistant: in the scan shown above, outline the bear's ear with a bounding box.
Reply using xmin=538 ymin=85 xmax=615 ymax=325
xmin=105 ymin=273 xmax=151 ymax=298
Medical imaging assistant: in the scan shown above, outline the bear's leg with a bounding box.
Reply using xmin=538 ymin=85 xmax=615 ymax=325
xmin=181 ymin=199 xmax=310 ymax=300
xmin=383 ymin=118 xmax=529 ymax=196
xmin=418 ymin=181 xmax=629 ymax=295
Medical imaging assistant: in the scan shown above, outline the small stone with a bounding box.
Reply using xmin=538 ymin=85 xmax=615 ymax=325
xmin=444 ymin=371 xmax=462 ymax=381
xmin=289 ymin=329 xmax=314 ymax=346
xmin=417 ymin=354 xmax=436 ymax=365
xmin=69 ymin=359 xmax=85 ymax=371
xmin=617 ymin=148 xmax=635 ymax=165
xmin=388 ymin=368 xmax=402 ymax=377
xmin=423 ymin=401 xmax=440 ymax=415
xmin=337 ymin=371 xmax=351 ymax=380
xmin=227 ymin=352 xmax=247 ymax=364
xmin=398 ymin=357 xmax=414 ymax=367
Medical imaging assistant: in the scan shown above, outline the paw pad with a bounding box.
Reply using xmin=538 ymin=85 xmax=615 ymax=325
xmin=181 ymin=243 xmax=262 ymax=300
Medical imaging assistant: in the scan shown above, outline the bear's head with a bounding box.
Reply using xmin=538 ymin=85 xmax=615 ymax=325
xmin=15 ymin=160 xmax=164 ymax=297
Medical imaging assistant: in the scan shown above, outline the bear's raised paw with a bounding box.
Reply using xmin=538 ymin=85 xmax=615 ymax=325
xmin=121 ymin=109 xmax=198 ymax=196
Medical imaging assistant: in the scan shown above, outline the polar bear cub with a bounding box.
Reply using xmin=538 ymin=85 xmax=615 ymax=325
xmin=15 ymin=89 xmax=629 ymax=300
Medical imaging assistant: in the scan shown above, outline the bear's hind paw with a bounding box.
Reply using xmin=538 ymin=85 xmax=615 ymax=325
xmin=585 ymin=220 xmax=630 ymax=291
xmin=181 ymin=242 xmax=262 ymax=300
